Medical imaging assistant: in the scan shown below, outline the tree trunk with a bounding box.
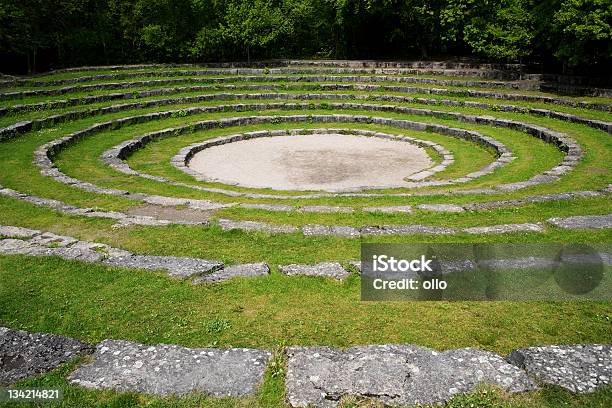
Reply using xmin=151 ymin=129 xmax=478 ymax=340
xmin=247 ymin=45 xmax=250 ymax=64
xmin=102 ymin=40 xmax=109 ymax=64
xmin=421 ymin=44 xmax=429 ymax=59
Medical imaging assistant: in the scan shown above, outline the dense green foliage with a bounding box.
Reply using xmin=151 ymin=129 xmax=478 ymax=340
xmin=0 ymin=1 xmax=610 ymax=73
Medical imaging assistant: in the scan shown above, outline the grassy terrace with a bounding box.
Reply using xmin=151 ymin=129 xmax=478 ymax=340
xmin=58 ymin=111 xmax=557 ymax=194
xmin=35 ymin=108 xmax=612 ymax=200
xmin=1 ymin=64 xmax=611 ymax=407
xmin=2 ymin=89 xmax=612 ymax=129
xmin=3 ymin=72 xmax=612 ymax=102
xmin=3 ymin=84 xmax=611 ymax=116
xmin=0 ymin=77 xmax=524 ymax=95
xmin=5 ymin=70 xmax=513 ymax=84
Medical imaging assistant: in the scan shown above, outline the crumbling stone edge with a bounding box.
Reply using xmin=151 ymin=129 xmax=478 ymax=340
xmin=0 ymin=326 xmax=609 ymax=406
xmin=36 ymin=105 xmax=581 ymax=200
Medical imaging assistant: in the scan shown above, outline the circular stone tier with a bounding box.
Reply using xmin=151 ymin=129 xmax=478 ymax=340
xmin=186 ymin=133 xmax=434 ymax=191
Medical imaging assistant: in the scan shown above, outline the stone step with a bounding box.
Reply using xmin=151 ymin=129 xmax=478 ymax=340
xmin=192 ymin=262 xmax=270 ymax=284
xmin=285 ymin=345 xmax=536 ymax=407
xmin=508 ymin=344 xmax=612 ymax=394
xmin=548 ymin=214 xmax=612 ymax=229
xmin=0 ymin=327 xmax=92 ymax=385
xmin=279 ymin=262 xmax=350 ymax=280
xmin=69 ymin=339 xmax=271 ymax=397
xmin=2 ymin=326 xmax=610 ymax=402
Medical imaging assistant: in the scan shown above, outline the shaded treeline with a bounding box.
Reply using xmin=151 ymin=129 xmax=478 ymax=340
xmin=0 ymin=0 xmax=610 ymax=74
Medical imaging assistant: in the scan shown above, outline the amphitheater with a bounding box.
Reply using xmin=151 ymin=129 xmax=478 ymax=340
xmin=0 ymin=60 xmax=611 ymax=407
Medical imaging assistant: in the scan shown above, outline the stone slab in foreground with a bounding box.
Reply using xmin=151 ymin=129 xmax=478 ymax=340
xmin=69 ymin=339 xmax=271 ymax=397
xmin=507 ymin=344 xmax=612 ymax=393
xmin=285 ymin=345 xmax=535 ymax=407
xmin=0 ymin=327 xmax=92 ymax=385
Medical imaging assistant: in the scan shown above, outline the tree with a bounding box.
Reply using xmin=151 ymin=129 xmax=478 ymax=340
xmin=553 ymin=0 xmax=612 ymax=67
xmin=441 ymin=0 xmax=534 ymax=62
xmin=463 ymin=0 xmax=534 ymax=61
xmin=0 ymin=0 xmax=90 ymax=73
xmin=1 ymin=0 xmax=610 ymax=73
xmin=0 ymin=0 xmax=30 ymax=70
xmin=217 ymin=0 xmax=292 ymax=62
xmin=393 ymin=0 xmax=444 ymax=58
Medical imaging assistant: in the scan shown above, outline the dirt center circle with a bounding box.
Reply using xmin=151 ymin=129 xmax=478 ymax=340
xmin=187 ymin=133 xmax=434 ymax=191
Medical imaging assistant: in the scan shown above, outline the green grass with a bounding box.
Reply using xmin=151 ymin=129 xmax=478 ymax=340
xmin=0 ymin=72 xmax=529 ymax=91
xmin=126 ymin=122 xmax=497 ymax=184
xmin=0 ymin=101 xmax=608 ymax=227
xmin=4 ymin=74 xmax=612 ymax=102
xmin=0 ymin=64 xmax=611 ymax=407
xmin=1 ymin=195 xmax=611 ymax=266
xmin=122 ymin=116 xmax=558 ymax=194
xmin=1 ymin=254 xmax=611 ymax=353
xmin=52 ymin=104 xmax=606 ymax=199
xmin=73 ymin=118 xmax=515 ymax=197
xmin=1 ymin=255 xmax=611 ymax=407
xmin=2 ymin=84 xmax=611 ymax=117
xmin=7 ymin=67 xmax=513 ymax=83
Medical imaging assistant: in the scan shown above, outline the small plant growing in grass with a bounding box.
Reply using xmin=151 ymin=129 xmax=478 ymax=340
xmin=443 ymin=386 xmax=503 ymax=408
xmin=171 ymin=109 xmax=188 ymax=118
xmin=268 ymin=350 xmax=286 ymax=379
xmin=204 ymin=317 xmax=231 ymax=334
xmin=320 ymin=102 xmax=330 ymax=110
xmin=263 ymin=67 xmax=270 ymax=75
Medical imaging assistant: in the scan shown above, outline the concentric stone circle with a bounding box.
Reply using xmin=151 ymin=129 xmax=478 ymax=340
xmin=1 ymin=60 xmax=612 ymax=406
xmin=0 ymin=60 xmax=610 ymax=236
xmin=106 ymin=115 xmax=517 ymax=197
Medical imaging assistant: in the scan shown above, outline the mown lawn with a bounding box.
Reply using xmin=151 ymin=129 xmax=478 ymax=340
xmin=1 ymin=254 xmax=611 ymax=407
xmin=1 ymin=67 xmax=611 ymax=408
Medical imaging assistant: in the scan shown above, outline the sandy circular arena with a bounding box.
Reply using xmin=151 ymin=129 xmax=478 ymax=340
xmin=187 ymin=133 xmax=434 ymax=191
